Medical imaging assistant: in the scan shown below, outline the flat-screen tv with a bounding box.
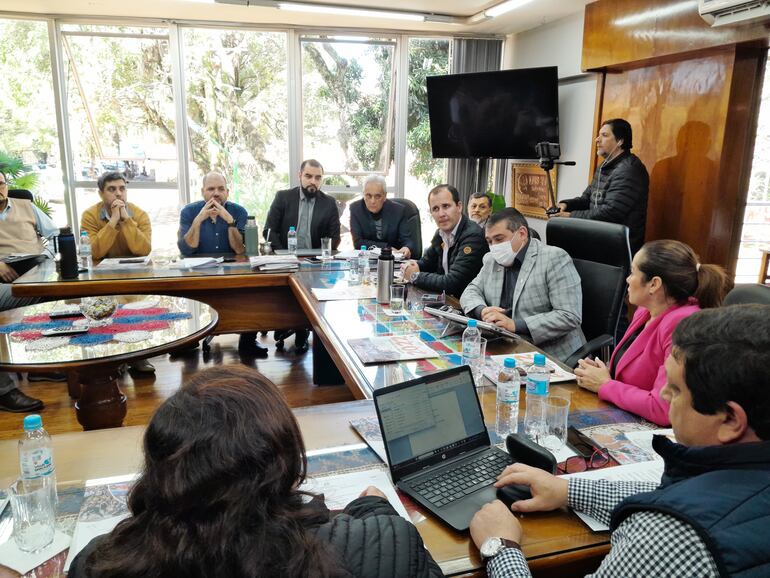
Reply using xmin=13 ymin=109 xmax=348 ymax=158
xmin=426 ymin=66 xmax=559 ymax=159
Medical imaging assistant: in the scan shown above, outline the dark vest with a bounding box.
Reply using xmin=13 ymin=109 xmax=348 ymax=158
xmin=611 ymin=436 xmax=770 ymax=577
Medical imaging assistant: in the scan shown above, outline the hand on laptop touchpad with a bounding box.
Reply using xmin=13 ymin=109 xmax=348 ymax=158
xmin=496 ymin=484 xmax=532 ymax=508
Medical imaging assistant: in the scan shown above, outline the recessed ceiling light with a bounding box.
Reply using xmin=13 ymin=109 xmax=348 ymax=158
xmin=485 ymin=0 xmax=535 ymax=18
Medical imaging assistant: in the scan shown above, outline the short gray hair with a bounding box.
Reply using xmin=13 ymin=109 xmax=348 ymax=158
xmin=202 ymin=171 xmax=227 ymax=189
xmin=363 ymin=174 xmax=387 ymax=195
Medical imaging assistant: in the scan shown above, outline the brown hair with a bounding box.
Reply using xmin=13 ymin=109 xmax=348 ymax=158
xmin=637 ymin=240 xmax=732 ymax=309
xmin=87 ymin=366 xmax=345 ymax=578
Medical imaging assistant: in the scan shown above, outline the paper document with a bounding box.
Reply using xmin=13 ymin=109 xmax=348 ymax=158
xmin=561 ymin=460 xmax=664 ymax=531
xmin=95 ymin=256 xmax=151 ymax=270
xmin=311 ymin=286 xmax=377 ymax=301
xmin=301 ymin=469 xmax=409 ymax=521
xmin=0 ymin=530 xmax=71 ymax=575
xmin=249 ymin=255 xmax=299 ymax=268
xmin=170 ymin=257 xmax=223 ymax=269
xmin=623 ymin=429 xmax=676 ymax=459
xmin=348 ymin=335 xmax=438 ymax=364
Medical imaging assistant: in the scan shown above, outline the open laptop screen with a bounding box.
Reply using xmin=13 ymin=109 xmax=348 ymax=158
xmin=376 ymin=368 xmax=486 ymax=470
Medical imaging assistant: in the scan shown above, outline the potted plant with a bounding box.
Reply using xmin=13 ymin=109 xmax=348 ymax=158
xmin=0 ymin=151 xmax=52 ymax=217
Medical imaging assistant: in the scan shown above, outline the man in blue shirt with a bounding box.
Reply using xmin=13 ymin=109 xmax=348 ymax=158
xmin=178 ymin=172 xmax=247 ymax=256
xmin=177 ymin=172 xmax=266 ymax=357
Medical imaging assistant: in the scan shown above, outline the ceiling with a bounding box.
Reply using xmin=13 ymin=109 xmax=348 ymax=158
xmin=1 ymin=0 xmax=593 ymax=35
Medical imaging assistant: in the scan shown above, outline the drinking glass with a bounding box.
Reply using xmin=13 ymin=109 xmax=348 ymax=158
xmin=390 ymin=284 xmax=405 ymax=313
xmin=348 ymin=258 xmax=361 ymax=285
xmin=9 ymin=478 xmax=56 ymax=553
xmin=472 ymin=337 xmax=487 ymax=387
xmin=542 ymin=396 xmax=570 ymax=452
xmin=320 ymin=237 xmax=332 ymax=260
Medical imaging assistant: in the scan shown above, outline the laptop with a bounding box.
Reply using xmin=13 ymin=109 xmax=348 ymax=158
xmin=373 ymin=366 xmax=512 ymax=531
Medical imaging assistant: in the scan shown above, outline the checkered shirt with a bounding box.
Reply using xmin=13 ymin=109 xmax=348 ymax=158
xmin=486 ymin=478 xmax=719 ymax=578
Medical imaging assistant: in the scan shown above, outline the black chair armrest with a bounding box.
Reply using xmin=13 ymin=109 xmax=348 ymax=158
xmin=564 ymin=334 xmax=615 ymax=369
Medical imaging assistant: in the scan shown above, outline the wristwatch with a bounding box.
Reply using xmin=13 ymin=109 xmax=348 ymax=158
xmin=409 ymin=271 xmax=420 ymax=284
xmin=227 ymin=221 xmax=237 ymax=228
xmin=479 ymin=537 xmax=521 ymax=559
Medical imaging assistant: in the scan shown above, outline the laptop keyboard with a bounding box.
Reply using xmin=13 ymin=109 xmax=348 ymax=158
xmin=412 ymin=451 xmax=513 ymax=508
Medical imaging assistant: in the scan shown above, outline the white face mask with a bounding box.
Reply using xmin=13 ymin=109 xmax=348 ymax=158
xmin=489 ymin=239 xmax=518 ymax=267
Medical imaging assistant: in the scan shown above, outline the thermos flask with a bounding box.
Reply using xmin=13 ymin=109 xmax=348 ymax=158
xmin=245 ymin=216 xmax=260 ymax=255
xmin=376 ymin=247 xmax=394 ymax=304
xmin=57 ymin=226 xmax=79 ymax=279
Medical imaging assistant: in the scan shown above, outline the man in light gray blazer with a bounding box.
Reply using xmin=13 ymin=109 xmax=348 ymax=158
xmin=460 ymin=208 xmax=585 ymax=362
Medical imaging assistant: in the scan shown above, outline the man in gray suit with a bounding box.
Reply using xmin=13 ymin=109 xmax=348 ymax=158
xmin=460 ymin=208 xmax=585 ymax=362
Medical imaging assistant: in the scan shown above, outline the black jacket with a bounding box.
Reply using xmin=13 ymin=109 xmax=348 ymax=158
xmin=415 ymin=215 xmax=488 ymax=297
xmin=349 ymin=198 xmax=416 ymax=255
xmin=561 ymin=151 xmax=649 ymax=254
xmin=68 ymin=496 xmax=444 ymax=578
xmin=264 ymin=186 xmax=341 ymax=250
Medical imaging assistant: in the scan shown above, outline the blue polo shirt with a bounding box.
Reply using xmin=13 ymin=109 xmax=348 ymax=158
xmin=177 ymin=200 xmax=247 ymax=255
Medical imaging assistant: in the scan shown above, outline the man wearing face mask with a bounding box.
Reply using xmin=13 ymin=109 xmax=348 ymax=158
xmin=552 ymin=118 xmax=649 ymax=254
xmin=264 ymin=159 xmax=341 ymax=252
xmin=460 ymin=208 xmax=585 ymax=362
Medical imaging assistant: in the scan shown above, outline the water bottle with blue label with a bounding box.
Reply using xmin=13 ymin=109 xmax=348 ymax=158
xmin=524 ymin=353 xmax=550 ymax=442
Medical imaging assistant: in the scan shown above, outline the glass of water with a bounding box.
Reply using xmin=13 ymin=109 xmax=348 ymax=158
xmin=10 ymin=478 xmax=56 ymax=552
xmin=348 ymin=258 xmax=361 ymax=285
xmin=542 ymin=396 xmax=570 ymax=452
xmin=390 ymin=284 xmax=405 ymax=313
xmin=320 ymin=237 xmax=332 ymax=260
xmin=472 ymin=337 xmax=487 ymax=387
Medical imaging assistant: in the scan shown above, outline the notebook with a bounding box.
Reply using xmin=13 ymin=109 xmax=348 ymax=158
xmin=373 ymin=366 xmax=512 ymax=531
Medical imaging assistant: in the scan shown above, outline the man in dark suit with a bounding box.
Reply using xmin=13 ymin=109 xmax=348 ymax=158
xmin=264 ymin=159 xmax=341 ymax=251
xmin=349 ymin=175 xmax=415 ymax=258
xmin=402 ymin=184 xmax=488 ymax=297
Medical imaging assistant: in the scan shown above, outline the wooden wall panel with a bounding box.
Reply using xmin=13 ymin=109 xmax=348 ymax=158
xmin=583 ymin=0 xmax=770 ymax=71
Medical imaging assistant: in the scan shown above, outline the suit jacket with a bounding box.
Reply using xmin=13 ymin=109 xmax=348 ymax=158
xmin=598 ymin=300 xmax=700 ymax=426
xmin=460 ymin=238 xmax=585 ymax=362
xmin=349 ymin=199 xmax=416 ymax=255
xmin=414 ymin=215 xmax=487 ymax=297
xmin=264 ymin=186 xmax=341 ymax=250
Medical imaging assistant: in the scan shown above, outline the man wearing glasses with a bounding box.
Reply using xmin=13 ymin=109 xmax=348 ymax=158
xmin=470 ymin=305 xmax=770 ymax=577
xmin=349 ymin=175 xmax=415 ymax=259
xmin=0 ymin=171 xmax=59 ymax=412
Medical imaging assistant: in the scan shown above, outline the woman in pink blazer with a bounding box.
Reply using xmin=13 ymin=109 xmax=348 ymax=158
xmin=575 ymin=240 xmax=730 ymax=425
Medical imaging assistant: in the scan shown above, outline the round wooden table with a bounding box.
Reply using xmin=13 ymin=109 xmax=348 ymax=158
xmin=0 ymin=295 xmax=218 ymax=430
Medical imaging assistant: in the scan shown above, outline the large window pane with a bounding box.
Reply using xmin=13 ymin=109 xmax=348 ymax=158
xmin=182 ymin=28 xmax=289 ymax=229
xmin=63 ymin=26 xmax=180 ymax=251
xmin=405 ymin=38 xmax=450 ymax=248
xmin=301 ymin=37 xmax=395 ymax=184
xmin=0 ymin=18 xmax=65 ymax=226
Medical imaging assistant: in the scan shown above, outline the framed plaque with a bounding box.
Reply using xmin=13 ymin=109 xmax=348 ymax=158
xmin=510 ymin=162 xmax=557 ymax=220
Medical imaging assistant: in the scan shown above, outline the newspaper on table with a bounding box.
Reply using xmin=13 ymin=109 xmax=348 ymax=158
xmin=249 ymin=255 xmax=300 ymax=270
xmin=347 ymin=334 xmax=439 ymax=364
xmin=169 ymin=257 xmax=223 ymax=269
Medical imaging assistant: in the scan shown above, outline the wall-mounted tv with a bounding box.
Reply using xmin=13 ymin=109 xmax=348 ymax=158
xmin=426 ymin=66 xmax=559 ymax=159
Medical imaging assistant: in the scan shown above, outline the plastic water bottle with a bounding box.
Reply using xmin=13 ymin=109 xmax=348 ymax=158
xmin=358 ymin=246 xmax=369 ymax=283
xmin=19 ymin=414 xmax=57 ymax=505
xmin=462 ymin=319 xmax=482 ymax=381
xmin=79 ymin=230 xmax=92 ymax=270
xmin=287 ymin=226 xmax=297 ymax=255
xmin=496 ymin=358 xmax=521 ymax=437
xmin=524 ymin=353 xmax=551 ymax=441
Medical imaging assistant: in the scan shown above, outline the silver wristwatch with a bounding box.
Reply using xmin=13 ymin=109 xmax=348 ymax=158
xmin=479 ymin=537 xmax=521 ymax=559
xmin=409 ymin=271 xmax=420 ymax=284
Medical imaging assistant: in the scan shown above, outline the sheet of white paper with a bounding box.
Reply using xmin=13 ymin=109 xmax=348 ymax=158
xmin=0 ymin=530 xmax=71 ymax=575
xmin=170 ymin=257 xmax=223 ymax=269
xmin=64 ymin=474 xmax=138 ymax=572
xmin=95 ymin=257 xmax=151 ymax=270
xmin=561 ymin=460 xmax=665 ymax=531
xmin=301 ymin=469 xmax=409 ymax=521
xmin=623 ymin=429 xmax=676 ymax=459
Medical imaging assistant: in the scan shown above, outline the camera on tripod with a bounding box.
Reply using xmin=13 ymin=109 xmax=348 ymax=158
xmin=536 ymin=142 xmax=560 ymax=162
xmin=534 ymin=142 xmax=570 ymax=215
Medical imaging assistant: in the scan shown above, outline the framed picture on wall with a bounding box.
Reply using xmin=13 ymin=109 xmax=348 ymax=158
xmin=510 ymin=162 xmax=557 ymax=220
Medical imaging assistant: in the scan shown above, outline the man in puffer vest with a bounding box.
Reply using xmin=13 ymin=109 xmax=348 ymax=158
xmin=469 ymin=304 xmax=770 ymax=578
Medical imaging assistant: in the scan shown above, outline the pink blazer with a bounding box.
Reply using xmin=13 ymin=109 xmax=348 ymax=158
xmin=598 ymin=300 xmax=700 ymax=426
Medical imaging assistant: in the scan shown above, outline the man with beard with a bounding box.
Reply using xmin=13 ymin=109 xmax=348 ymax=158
xmin=468 ymin=192 xmax=493 ymax=229
xmin=264 ymin=159 xmax=341 ymax=252
xmin=264 ymin=159 xmax=341 ymax=353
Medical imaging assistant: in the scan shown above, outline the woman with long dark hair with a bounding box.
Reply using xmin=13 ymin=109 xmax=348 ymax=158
xmin=575 ymin=239 xmax=731 ymax=425
xmin=69 ymin=366 xmax=443 ymax=578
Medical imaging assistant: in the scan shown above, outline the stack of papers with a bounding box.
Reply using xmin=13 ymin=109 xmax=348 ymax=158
xmin=95 ymin=256 xmax=151 ymax=270
xmin=169 ymin=257 xmax=223 ymax=269
xmin=249 ymin=255 xmax=300 ymax=271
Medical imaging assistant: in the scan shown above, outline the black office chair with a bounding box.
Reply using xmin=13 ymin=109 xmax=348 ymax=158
xmin=8 ymin=189 xmax=34 ymax=202
xmin=546 ymin=218 xmax=632 ymax=276
xmin=391 ymin=197 xmax=423 ymax=260
xmin=724 ymin=283 xmax=770 ymax=306
xmin=563 ymin=259 xmax=627 ymax=369
xmin=528 ymin=227 xmax=541 ymax=241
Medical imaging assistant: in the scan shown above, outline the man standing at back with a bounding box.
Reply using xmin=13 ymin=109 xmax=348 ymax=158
xmin=468 ymin=192 xmax=493 ymax=230
xmin=178 ymin=171 xmax=247 ymax=256
xmin=469 ymin=304 xmax=770 ymax=577
xmin=402 ymin=184 xmax=487 ymax=297
xmin=552 ymin=118 xmax=648 ymax=254
xmin=80 ymin=171 xmax=151 ymax=260
xmin=350 ymin=175 xmax=415 ymax=258
xmin=264 ymin=159 xmax=341 ymax=252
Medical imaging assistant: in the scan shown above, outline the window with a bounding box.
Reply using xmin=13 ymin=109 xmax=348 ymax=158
xmin=404 ymin=38 xmax=451 ymax=248
xmin=0 ymin=18 xmax=64 ymax=225
xmin=182 ymin=28 xmax=289 ymax=229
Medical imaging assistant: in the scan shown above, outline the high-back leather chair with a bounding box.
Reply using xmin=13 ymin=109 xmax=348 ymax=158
xmin=724 ymin=283 xmax=770 ymax=306
xmin=391 ymin=197 xmax=423 ymax=260
xmin=546 ymin=218 xmax=632 ymax=276
xmin=8 ymin=189 xmax=34 ymax=202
